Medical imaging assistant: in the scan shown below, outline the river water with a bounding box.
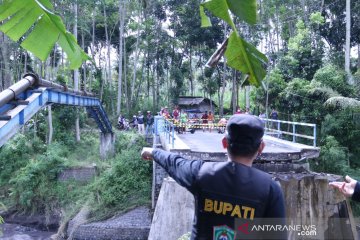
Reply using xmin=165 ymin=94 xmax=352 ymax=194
xmin=0 ymin=223 xmax=55 ymax=240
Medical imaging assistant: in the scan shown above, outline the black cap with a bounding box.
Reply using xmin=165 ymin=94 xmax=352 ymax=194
xmin=226 ymin=114 xmax=264 ymax=148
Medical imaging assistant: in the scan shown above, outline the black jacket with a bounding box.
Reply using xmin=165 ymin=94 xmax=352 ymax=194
xmin=152 ymin=149 xmax=286 ymax=240
xmin=137 ymin=115 xmax=144 ymax=124
xmin=352 ymin=182 xmax=360 ymax=202
xmin=146 ymin=115 xmax=154 ymax=125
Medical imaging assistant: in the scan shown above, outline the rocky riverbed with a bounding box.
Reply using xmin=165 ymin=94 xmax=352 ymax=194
xmin=0 ymin=223 xmax=55 ymax=240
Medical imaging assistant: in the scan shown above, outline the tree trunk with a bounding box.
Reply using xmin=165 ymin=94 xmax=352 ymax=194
xmin=47 ymin=105 xmax=53 ymax=144
xmin=73 ymin=1 xmax=80 ymax=142
xmin=300 ymin=0 xmax=308 ymax=25
xmin=82 ymin=30 xmax=87 ymax=91
xmin=146 ymin=50 xmax=150 ymax=98
xmin=0 ymin=33 xmax=12 ymax=89
xmin=245 ymin=86 xmax=250 ymax=110
xmin=275 ymin=7 xmax=280 ymax=51
xmin=103 ymin=3 xmax=112 ymax=88
xmin=345 ymin=0 xmax=352 ymax=84
xmin=152 ymin=68 xmax=156 ymax=112
xmin=24 ymin=51 xmax=28 ymax=74
xmin=134 ymin=61 xmax=145 ymax=105
xmin=130 ymin=11 xmax=141 ymax=105
xmin=219 ymin=64 xmax=226 ymax=117
xmin=124 ymin=36 xmax=129 ymax=114
xmin=231 ymin=69 xmax=236 ymax=113
xmin=117 ymin=0 xmax=125 ymax=115
xmin=189 ymin=45 xmax=194 ymax=96
xmin=156 ymin=66 xmax=159 ymax=110
xmin=236 ymin=72 xmax=240 ymax=108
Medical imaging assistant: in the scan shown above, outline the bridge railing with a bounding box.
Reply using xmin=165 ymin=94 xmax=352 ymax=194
xmin=154 ymin=116 xmax=175 ymax=148
xmin=260 ymin=118 xmax=317 ymax=147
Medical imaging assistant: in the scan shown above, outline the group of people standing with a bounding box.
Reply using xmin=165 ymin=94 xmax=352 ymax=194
xmin=133 ymin=111 xmax=154 ymax=135
xmin=118 ymin=111 xmax=154 ymax=136
xmin=119 ymin=106 xmax=280 ymax=137
xmin=200 ymin=111 xmax=215 ymax=132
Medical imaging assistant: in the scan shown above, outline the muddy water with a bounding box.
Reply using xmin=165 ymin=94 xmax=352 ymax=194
xmin=0 ymin=223 xmax=55 ymax=240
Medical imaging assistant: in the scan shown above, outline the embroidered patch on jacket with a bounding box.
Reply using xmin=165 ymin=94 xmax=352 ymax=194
xmin=213 ymin=225 xmax=235 ymax=240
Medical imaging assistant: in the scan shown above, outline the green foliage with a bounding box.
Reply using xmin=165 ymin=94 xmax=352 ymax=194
xmin=64 ymin=131 xmax=100 ymax=167
xmin=279 ymin=78 xmax=312 ymax=115
xmin=254 ymin=68 xmax=286 ymax=108
xmin=169 ymin=66 xmax=187 ymax=104
xmin=321 ymin=112 xmax=360 ymax=168
xmin=52 ymin=106 xmax=86 ymax=145
xmin=313 ymin=65 xmax=354 ymax=97
xmin=198 ymin=68 xmax=218 ymax=98
xmin=8 ymin=143 xmax=66 ymax=212
xmin=279 ymin=20 xmax=324 ymax=81
xmin=309 ymin=12 xmax=325 ymax=25
xmin=0 ymin=0 xmax=89 ymax=68
xmin=320 ymin=0 xmax=360 ymax=51
xmin=89 ymin=132 xmax=151 ymax=219
xmin=311 ymin=136 xmax=349 ymax=175
xmin=0 ymin=129 xmax=151 ymax=223
xmin=325 ymin=97 xmax=360 ymax=111
xmin=0 ymin=134 xmax=46 ymax=186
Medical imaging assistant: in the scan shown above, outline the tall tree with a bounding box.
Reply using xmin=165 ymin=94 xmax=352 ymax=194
xmin=345 ymin=0 xmax=352 ymax=84
xmin=117 ymin=0 xmax=125 ymax=115
xmin=73 ymin=1 xmax=81 ymax=142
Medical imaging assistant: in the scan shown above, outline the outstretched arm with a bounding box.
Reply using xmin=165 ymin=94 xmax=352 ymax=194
xmin=329 ymin=175 xmax=360 ymax=201
xmin=141 ymin=147 xmax=203 ymax=193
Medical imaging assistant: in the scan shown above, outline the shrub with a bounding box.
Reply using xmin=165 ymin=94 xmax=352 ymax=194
xmin=0 ymin=134 xmax=46 ymax=186
xmin=8 ymin=144 xmax=66 ymax=212
xmin=313 ymin=65 xmax=354 ymax=97
xmin=89 ymin=133 xmax=151 ymax=219
xmin=311 ymin=136 xmax=349 ymax=175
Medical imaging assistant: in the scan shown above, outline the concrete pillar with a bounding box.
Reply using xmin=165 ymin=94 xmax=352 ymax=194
xmin=148 ymin=178 xmax=194 ymax=240
xmin=100 ymin=133 xmax=115 ymax=159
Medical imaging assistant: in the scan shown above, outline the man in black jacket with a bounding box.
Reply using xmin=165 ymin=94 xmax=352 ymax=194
xmin=141 ymin=114 xmax=286 ymax=239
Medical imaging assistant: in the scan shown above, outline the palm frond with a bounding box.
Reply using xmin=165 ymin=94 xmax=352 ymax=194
xmin=324 ymin=97 xmax=360 ymax=110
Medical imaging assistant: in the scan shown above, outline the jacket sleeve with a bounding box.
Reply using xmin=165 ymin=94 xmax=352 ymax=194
xmin=152 ymin=148 xmax=203 ymax=193
xmin=352 ymin=182 xmax=360 ymax=202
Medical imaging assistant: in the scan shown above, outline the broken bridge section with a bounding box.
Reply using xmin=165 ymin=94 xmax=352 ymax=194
xmin=149 ymin=116 xmax=357 ymax=240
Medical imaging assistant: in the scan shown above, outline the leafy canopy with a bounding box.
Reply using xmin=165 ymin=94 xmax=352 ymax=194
xmin=0 ymin=0 xmax=89 ymax=69
xmin=200 ymin=0 xmax=267 ymax=87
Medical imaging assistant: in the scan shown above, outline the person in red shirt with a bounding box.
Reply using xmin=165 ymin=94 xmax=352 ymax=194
xmin=201 ymin=111 xmax=209 ymax=132
xmin=173 ymin=106 xmax=180 ymax=120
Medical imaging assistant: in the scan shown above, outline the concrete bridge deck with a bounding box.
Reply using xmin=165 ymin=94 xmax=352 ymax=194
xmin=163 ymin=132 xmax=319 ymax=162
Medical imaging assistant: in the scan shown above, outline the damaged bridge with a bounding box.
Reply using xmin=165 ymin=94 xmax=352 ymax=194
xmin=0 ymin=73 xmax=114 ymax=158
xmin=148 ymin=116 xmax=357 ymax=240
